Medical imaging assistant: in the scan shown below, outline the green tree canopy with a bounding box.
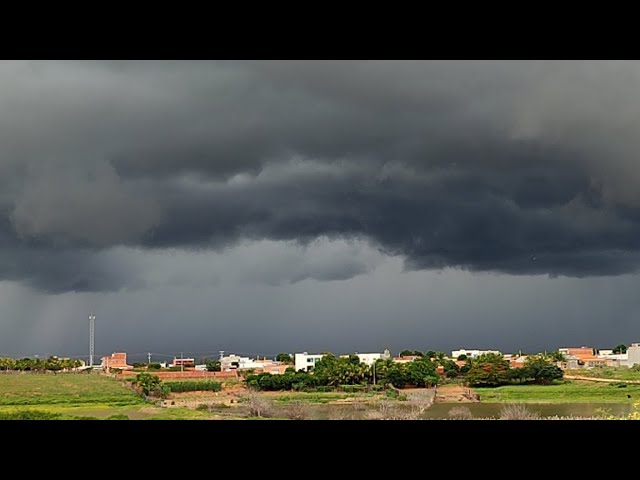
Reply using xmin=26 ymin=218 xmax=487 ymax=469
xmin=465 ymin=353 xmax=510 ymax=387
xmin=523 ymin=355 xmax=564 ymax=384
xmin=0 ymin=357 xmax=16 ymax=371
xmin=205 ymin=360 xmax=221 ymax=372
xmin=613 ymin=344 xmax=628 ymax=354
xmin=546 ymin=351 xmax=567 ymax=362
xmin=407 ymin=358 xmax=439 ymax=387
xmin=134 ymin=373 xmax=165 ymax=396
xmin=276 ymin=353 xmax=293 ymax=364
xmin=442 ymin=359 xmax=461 ymax=378
xmin=313 ymin=354 xmax=370 ymax=386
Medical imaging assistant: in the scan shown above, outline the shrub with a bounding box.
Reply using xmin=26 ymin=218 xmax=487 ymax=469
xmin=385 ymin=388 xmax=399 ymax=399
xmin=329 ymin=409 xmax=360 ymax=420
xmin=0 ymin=410 xmax=62 ymax=420
xmin=196 ymin=404 xmax=210 ymax=411
xmin=375 ymin=401 xmax=419 ymax=420
xmin=448 ymin=406 xmax=473 ymax=420
xmin=499 ymin=404 xmax=540 ymax=420
xmin=244 ymin=392 xmax=273 ymax=418
xmin=609 ymin=382 xmax=627 ymax=388
xmin=341 ymin=384 xmax=366 ymax=393
xmin=106 ymin=414 xmax=129 ymax=420
xmin=133 ymin=373 xmax=164 ymax=397
xmin=284 ymin=400 xmax=309 ymax=420
xmin=166 ymin=381 xmax=222 ymax=393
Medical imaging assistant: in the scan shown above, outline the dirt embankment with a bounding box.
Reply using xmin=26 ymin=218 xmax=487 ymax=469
xmin=434 ymin=385 xmax=480 ymax=403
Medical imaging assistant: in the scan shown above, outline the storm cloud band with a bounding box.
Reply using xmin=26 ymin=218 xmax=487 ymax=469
xmin=2 ymin=60 xmax=640 ymax=292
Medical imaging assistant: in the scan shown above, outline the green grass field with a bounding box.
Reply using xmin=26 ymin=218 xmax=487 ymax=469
xmin=565 ymin=368 xmax=640 ymax=381
xmin=0 ymin=373 xmax=244 ymax=419
xmin=0 ymin=373 xmax=143 ymax=406
xmin=474 ymin=380 xmax=640 ymax=403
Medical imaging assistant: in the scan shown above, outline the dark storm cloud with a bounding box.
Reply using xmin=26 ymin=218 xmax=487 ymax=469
xmin=3 ymin=60 xmax=640 ymax=291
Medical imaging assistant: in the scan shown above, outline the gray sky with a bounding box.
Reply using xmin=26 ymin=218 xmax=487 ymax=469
xmin=1 ymin=60 xmax=640 ymax=361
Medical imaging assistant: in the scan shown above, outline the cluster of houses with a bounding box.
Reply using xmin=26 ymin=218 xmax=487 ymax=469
xmin=96 ymin=343 xmax=640 ymax=375
xmin=558 ymin=345 xmax=640 ymax=368
xmin=451 ymin=345 xmax=640 ymax=369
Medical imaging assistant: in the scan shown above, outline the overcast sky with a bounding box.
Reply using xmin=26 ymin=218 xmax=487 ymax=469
xmin=2 ymin=60 xmax=640 ymax=361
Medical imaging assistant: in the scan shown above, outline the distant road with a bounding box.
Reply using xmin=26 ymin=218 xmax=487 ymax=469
xmin=565 ymin=375 xmax=640 ymax=384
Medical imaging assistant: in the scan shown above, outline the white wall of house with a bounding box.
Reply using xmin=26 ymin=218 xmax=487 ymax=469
xmin=295 ymin=353 xmax=324 ymax=372
xmin=355 ymin=351 xmax=391 ymax=366
xmin=238 ymin=359 xmax=277 ymax=370
xmin=628 ymin=344 xmax=640 ymax=366
xmin=221 ymin=354 xmax=251 ymax=370
xmin=451 ymin=349 xmax=501 ymax=359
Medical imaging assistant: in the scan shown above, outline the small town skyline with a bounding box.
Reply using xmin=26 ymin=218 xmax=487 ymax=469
xmin=3 ymin=341 xmax=638 ymax=367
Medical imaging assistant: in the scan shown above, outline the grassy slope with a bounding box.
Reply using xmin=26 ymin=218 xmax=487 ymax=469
xmin=0 ymin=374 xmax=143 ymax=406
xmin=0 ymin=374 xmax=243 ymax=419
xmin=474 ymin=380 xmax=640 ymax=403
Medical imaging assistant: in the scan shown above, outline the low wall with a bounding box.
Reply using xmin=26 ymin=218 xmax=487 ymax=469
xmin=117 ymin=370 xmax=239 ymax=380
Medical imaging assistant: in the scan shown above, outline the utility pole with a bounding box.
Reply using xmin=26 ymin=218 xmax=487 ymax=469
xmin=88 ymin=313 xmax=96 ymax=367
xmin=373 ymin=360 xmax=376 ymax=386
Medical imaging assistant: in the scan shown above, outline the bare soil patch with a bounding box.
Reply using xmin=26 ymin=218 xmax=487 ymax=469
xmin=434 ymin=384 xmax=480 ymax=403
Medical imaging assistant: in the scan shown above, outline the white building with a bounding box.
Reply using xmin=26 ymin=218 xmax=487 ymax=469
xmin=221 ymin=354 xmax=252 ymax=371
xmin=238 ymin=358 xmax=277 ymax=370
xmin=627 ymin=344 xmax=640 ymax=367
xmin=340 ymin=350 xmax=391 ymax=366
xmin=295 ymin=352 xmax=325 ymax=372
xmin=220 ymin=354 xmax=283 ymax=371
xmin=598 ymin=353 xmax=628 ymax=367
xmin=451 ymin=348 xmax=501 ymax=360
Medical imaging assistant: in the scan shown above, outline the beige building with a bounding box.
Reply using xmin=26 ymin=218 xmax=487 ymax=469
xmin=628 ymin=344 xmax=640 ymax=367
xmin=101 ymin=352 xmax=133 ymax=371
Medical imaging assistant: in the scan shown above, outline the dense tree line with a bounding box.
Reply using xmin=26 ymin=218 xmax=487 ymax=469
xmin=249 ymin=349 xmax=566 ymax=391
xmin=0 ymin=356 xmax=84 ymax=372
xmin=246 ymin=353 xmax=443 ymax=391
xmin=465 ymin=353 xmax=563 ymax=387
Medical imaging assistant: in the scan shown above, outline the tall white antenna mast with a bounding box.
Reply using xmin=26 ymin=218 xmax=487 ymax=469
xmin=89 ymin=312 xmax=96 ymax=366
